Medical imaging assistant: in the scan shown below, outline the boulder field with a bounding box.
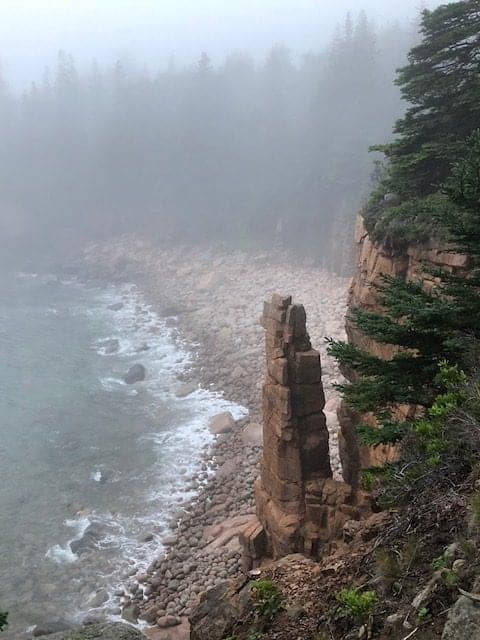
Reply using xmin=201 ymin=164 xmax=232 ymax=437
xmin=75 ymin=239 xmax=351 ymax=639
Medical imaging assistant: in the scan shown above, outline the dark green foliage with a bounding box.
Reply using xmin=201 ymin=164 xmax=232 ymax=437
xmin=0 ymin=612 xmax=7 ymax=632
xmin=365 ymin=1 xmax=480 ymax=243
xmin=330 ymin=126 xmax=480 ymax=499
xmin=357 ymin=419 xmax=409 ymax=447
xmin=391 ymin=1 xmax=480 ymax=196
xmin=442 ymin=130 xmax=480 ymax=255
xmin=364 ymin=193 xmax=451 ymax=245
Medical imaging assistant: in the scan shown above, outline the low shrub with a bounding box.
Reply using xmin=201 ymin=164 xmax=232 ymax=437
xmin=335 ymin=588 xmax=377 ymax=626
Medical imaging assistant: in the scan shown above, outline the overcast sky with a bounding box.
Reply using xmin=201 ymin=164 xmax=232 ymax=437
xmin=1 ymin=0 xmax=441 ymax=90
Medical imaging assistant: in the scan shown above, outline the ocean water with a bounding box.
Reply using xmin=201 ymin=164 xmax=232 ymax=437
xmin=0 ymin=271 xmax=245 ymax=638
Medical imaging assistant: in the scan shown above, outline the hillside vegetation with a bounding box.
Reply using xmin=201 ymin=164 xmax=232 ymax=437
xmin=324 ymin=2 xmax=480 ymax=637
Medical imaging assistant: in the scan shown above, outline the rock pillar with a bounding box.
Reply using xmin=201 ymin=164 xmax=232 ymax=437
xmin=241 ymin=294 xmax=370 ymax=566
xmin=252 ymin=295 xmax=335 ymax=557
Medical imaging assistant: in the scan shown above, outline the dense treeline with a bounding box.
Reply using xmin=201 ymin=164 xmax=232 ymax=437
xmin=0 ymin=13 xmax=415 ymax=266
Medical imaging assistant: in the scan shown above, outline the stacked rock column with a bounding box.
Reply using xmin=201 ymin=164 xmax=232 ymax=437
xmin=254 ymin=294 xmax=333 ymax=558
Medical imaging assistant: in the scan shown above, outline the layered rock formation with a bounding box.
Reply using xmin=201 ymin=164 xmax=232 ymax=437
xmin=339 ymin=215 xmax=469 ymax=484
xmin=347 ymin=216 xmax=468 ymax=358
xmin=243 ymin=295 xmax=369 ymax=564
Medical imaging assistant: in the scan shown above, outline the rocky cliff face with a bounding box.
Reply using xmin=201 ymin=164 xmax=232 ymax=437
xmin=339 ymin=215 xmax=469 ymax=484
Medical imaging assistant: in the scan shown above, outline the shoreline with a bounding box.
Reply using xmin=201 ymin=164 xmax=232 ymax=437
xmin=74 ymin=238 xmax=350 ymax=638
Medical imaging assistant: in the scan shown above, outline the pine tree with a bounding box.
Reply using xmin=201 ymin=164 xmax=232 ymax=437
xmin=384 ymin=0 xmax=480 ymax=197
xmin=328 ymin=131 xmax=480 ymax=451
xmin=364 ymin=1 xmax=480 ymax=244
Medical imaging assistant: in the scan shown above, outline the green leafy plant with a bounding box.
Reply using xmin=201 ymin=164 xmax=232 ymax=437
xmin=0 ymin=612 xmax=7 ymax=633
xmin=431 ymin=554 xmax=458 ymax=586
xmin=335 ymin=588 xmax=377 ymax=626
xmin=431 ymin=554 xmax=448 ymax=571
xmin=418 ymin=607 xmax=429 ymax=620
xmin=250 ymin=580 xmax=282 ymax=622
xmin=360 ymin=469 xmax=377 ymax=491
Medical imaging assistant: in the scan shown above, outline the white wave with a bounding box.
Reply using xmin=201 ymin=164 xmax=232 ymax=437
xmin=52 ymin=281 xmax=249 ymax=618
xmin=46 ymin=516 xmax=92 ymax=565
xmin=100 ymin=376 xmax=126 ymax=391
xmin=46 ymin=544 xmax=78 ymax=565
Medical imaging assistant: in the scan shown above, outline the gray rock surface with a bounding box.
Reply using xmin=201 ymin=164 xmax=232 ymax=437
xmin=108 ymin=303 xmax=124 ymax=312
xmin=101 ymin=339 xmax=120 ymax=354
xmin=189 ymin=578 xmax=252 ymax=640
xmin=442 ymin=594 xmax=480 ymax=639
xmin=34 ymin=622 xmax=146 ymax=639
xmin=32 ymin=621 xmax=70 ymax=637
xmin=123 ymin=364 xmax=146 ymax=385
xmin=241 ymin=422 xmax=262 ymax=447
xmin=208 ymin=412 xmax=235 ymax=435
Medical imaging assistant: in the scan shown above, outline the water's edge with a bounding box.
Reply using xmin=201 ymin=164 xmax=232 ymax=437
xmin=0 ymin=271 xmax=246 ymax=638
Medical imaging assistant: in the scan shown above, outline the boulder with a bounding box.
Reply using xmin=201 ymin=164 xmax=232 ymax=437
xmin=175 ymin=383 xmax=198 ymax=398
xmin=123 ymin=364 xmax=146 ymax=385
xmin=108 ymin=302 xmax=124 ymax=311
xmin=32 ymin=621 xmax=70 ymax=637
xmin=157 ymin=616 xmax=181 ymax=628
xmin=383 ymin=192 xmax=401 ymax=205
xmin=70 ymin=523 xmax=103 ymax=555
xmin=33 ymin=622 xmax=146 ymax=639
xmin=242 ymin=422 xmax=262 ymax=447
xmin=190 ymin=578 xmax=252 ymax=640
xmin=442 ymin=593 xmax=480 ymax=639
xmin=208 ymin=412 xmax=235 ymax=435
xmin=121 ymin=604 xmax=141 ymax=624
xmin=101 ymin=339 xmax=120 ymax=354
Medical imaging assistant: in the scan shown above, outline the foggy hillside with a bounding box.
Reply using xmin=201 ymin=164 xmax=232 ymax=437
xmin=0 ymin=8 xmax=424 ymax=268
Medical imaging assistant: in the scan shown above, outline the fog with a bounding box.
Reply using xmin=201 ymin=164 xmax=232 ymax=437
xmin=0 ymin=0 xmax=442 ymax=269
xmin=1 ymin=0 xmax=439 ymax=89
